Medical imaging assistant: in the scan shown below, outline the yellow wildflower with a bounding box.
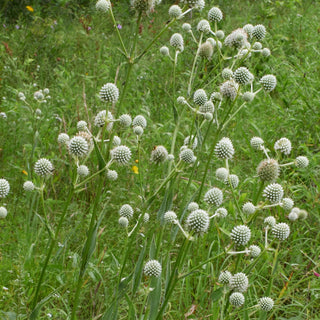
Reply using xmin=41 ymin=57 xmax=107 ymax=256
xmin=22 ymin=170 xmax=28 ymax=176
xmin=132 ymin=166 xmax=139 ymax=174
xmin=26 ymin=6 xmax=34 ymax=12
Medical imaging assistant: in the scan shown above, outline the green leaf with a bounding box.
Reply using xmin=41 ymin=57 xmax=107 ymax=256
xmin=211 ymin=287 xmax=224 ymax=302
xmin=93 ymin=138 xmax=106 ymax=171
xmin=132 ymin=240 xmax=147 ymax=295
xmin=148 ymin=275 xmax=162 ymax=320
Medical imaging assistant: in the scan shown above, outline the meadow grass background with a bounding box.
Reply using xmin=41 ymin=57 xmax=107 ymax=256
xmin=0 ymin=0 xmax=319 ymax=319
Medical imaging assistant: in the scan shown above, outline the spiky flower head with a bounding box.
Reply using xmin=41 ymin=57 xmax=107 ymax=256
xmin=119 ymin=114 xmax=132 ymax=127
xmin=184 ymin=135 xmax=198 ymax=150
xmin=119 ymin=204 xmax=134 ymax=219
xmin=210 ymin=92 xmax=222 ymax=102
xmin=94 ymin=110 xmax=114 ymax=130
xmin=262 ymin=48 xmax=271 ymax=57
xmin=186 ymin=209 xmax=210 ymax=234
xmin=216 ymin=167 xmax=229 ymax=181
xmin=281 ymin=198 xmax=294 ymax=211
xmin=216 ymin=30 xmax=225 ymax=39
xmin=113 ymin=136 xmax=121 ymax=147
xmin=259 ymin=297 xmax=274 ymax=311
xmin=133 ymin=125 xmax=144 ymax=136
xmin=77 ymin=131 xmax=92 ymax=146
xmin=187 ymin=202 xmax=199 ymax=212
xmin=99 ymin=83 xmax=119 ymax=103
xmin=272 ymin=222 xmax=290 ymax=240
xmin=243 ymin=24 xmax=254 ymax=37
xmin=200 ymin=101 xmax=214 ymax=114
xmin=227 ymin=174 xmax=239 ymax=188
xmin=151 ymin=145 xmax=168 ymax=164
xmin=257 ymin=159 xmax=280 ymax=182
xmin=230 ymin=225 xmax=251 ymax=246
xmin=118 ymin=216 xmax=129 ymax=228
xmin=204 ymin=187 xmax=223 ymax=206
xmin=144 ymin=260 xmax=162 ymax=277
xmin=0 ymin=179 xmax=10 ymax=198
xmin=160 ymin=46 xmax=170 ymax=56
xmin=220 ymin=80 xmax=239 ymax=100
xmin=218 ymin=271 xmax=232 ymax=285
xmin=0 ymin=206 xmax=7 ymax=219
xmin=208 ymin=7 xmax=223 ymax=22
xmin=250 ymin=137 xmax=264 ymax=150
xmin=222 ymin=68 xmax=233 ymax=80
xmin=229 ymin=292 xmax=245 ymax=307
xmin=249 ymin=245 xmax=261 ymax=257
xmin=194 ymin=0 xmax=205 ymax=11
xmin=180 ymin=148 xmax=196 ymax=164
xmin=230 ymin=272 xmax=249 ymax=292
xmin=182 ymin=23 xmax=191 ymax=32
xmin=23 ymin=181 xmax=35 ymax=192
xmin=274 ymin=137 xmax=291 ymax=155
xmin=169 ymin=5 xmax=182 ymax=18
xmin=106 ymin=169 xmax=118 ymax=181
xmin=252 ymin=24 xmax=266 ymax=40
xmin=69 ymin=136 xmax=89 ymax=157
xmin=143 ymin=213 xmax=150 ymax=223
xmin=34 ymin=159 xmax=54 ymax=177
xmin=252 ymin=42 xmax=262 ymax=50
xmin=199 ymin=41 xmax=214 ymax=59
xmin=170 ymin=33 xmax=184 ymax=52
xmin=242 ymin=92 xmax=255 ymax=102
xmin=242 ymin=202 xmax=256 ymax=215
xmin=132 ymin=115 xmax=147 ymax=129
xmin=111 ymin=145 xmax=132 ymax=165
xmin=224 ymin=28 xmax=248 ymax=49
xmin=77 ymin=120 xmax=87 ymax=131
xmin=77 ymin=165 xmax=89 ymax=178
xmin=295 ymin=156 xmax=309 ymax=168
xmin=260 ymin=75 xmax=277 ymax=92
xmin=233 ymin=67 xmax=253 ymax=85
xmin=215 ymin=207 xmax=228 ymax=218
xmin=131 ymin=0 xmax=154 ymax=13
xmin=197 ymin=20 xmax=211 ymax=34
xmin=215 ymin=137 xmax=235 ymax=159
xmin=263 ymin=183 xmax=284 ymax=203
xmin=193 ymin=89 xmax=208 ymax=106
xmin=58 ymin=133 xmax=70 ymax=145
xmin=164 ymin=211 xmax=177 ymax=223
xmin=96 ymin=0 xmax=111 ymax=12
xmin=264 ymin=216 xmax=276 ymax=227
xmin=288 ymin=210 xmax=298 ymax=221
xmin=298 ymin=209 xmax=308 ymax=219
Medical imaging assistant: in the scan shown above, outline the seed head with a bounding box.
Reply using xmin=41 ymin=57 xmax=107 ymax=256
xmin=179 ymin=148 xmax=196 ymax=164
xmin=257 ymin=159 xmax=280 ymax=182
xmin=111 ymin=145 xmax=132 ymax=165
xmin=252 ymin=42 xmax=262 ymax=50
xmin=182 ymin=23 xmax=191 ymax=32
xmin=230 ymin=225 xmax=251 ymax=246
xmin=170 ymin=33 xmax=184 ymax=52
xmin=186 ymin=209 xmax=210 ymax=234
xmin=133 ymin=125 xmax=144 ymax=136
xmin=199 ymin=41 xmax=213 ymax=59
xmin=208 ymin=7 xmax=223 ymax=22
xmin=264 ymin=216 xmax=276 ymax=227
xmin=252 ymin=24 xmax=266 ymax=40
xmin=216 ymin=167 xmax=229 ymax=181
xmin=34 ymin=159 xmax=54 ymax=177
xmin=69 ymin=136 xmax=89 ymax=157
xmin=220 ymin=80 xmax=239 ymax=100
xmin=229 ymin=292 xmax=245 ymax=307
xmin=262 ymin=48 xmax=271 ymax=57
xmin=164 ymin=211 xmax=177 ymax=224
xmin=249 ymin=245 xmax=261 ymax=257
xmin=94 ymin=110 xmax=114 ymax=130
xmin=58 ymin=133 xmax=70 ymax=145
xmin=215 ymin=207 xmax=228 ymax=218
xmin=272 ymin=222 xmax=290 ymax=240
xmin=224 ymin=28 xmax=248 ymax=49
xmin=169 ymin=5 xmax=182 ymax=18
xmin=193 ymin=89 xmax=208 ymax=106
xmin=112 ymin=136 xmax=121 ymax=147
xmin=144 ymin=260 xmax=162 ymax=277
xmin=151 ymin=145 xmax=168 ymax=164
xmin=0 ymin=206 xmax=8 ymax=219
xmin=197 ymin=20 xmax=211 ymax=34
xmin=259 ymin=297 xmax=274 ymax=311
xmin=23 ymin=181 xmax=35 ymax=192
xmin=281 ymin=198 xmax=294 ymax=211
xmin=263 ymin=183 xmax=284 ymax=203
xmin=295 ymin=156 xmax=309 ymax=168
xmin=242 ymin=202 xmax=256 ymax=215
xmin=288 ymin=210 xmax=298 ymax=221
xmin=133 ymin=115 xmax=147 ymax=129
xmin=260 ymin=75 xmax=277 ymax=92
xmin=187 ymin=202 xmax=199 ymax=212
xmin=233 ymin=67 xmax=253 ymax=85
xmin=200 ymin=101 xmax=214 ymax=114
xmin=227 ymin=174 xmax=239 ymax=188
xmin=99 ymin=83 xmax=119 ymax=103
xmin=215 ymin=137 xmax=235 ymax=159
xmin=0 ymin=179 xmax=10 ymax=198
xmin=119 ymin=114 xmax=132 ymax=127
xmin=204 ymin=187 xmax=223 ymax=206
xmin=274 ymin=137 xmax=291 ymax=155
xmin=222 ymin=68 xmax=233 ymax=80
xmin=77 ymin=120 xmax=87 ymax=131
xmin=119 ymin=204 xmax=134 ymax=220
xmin=218 ymin=271 xmax=232 ymax=285
xmin=77 ymin=165 xmax=89 ymax=178
xmin=243 ymin=24 xmax=254 ymax=37
xmin=230 ymin=272 xmax=249 ymax=292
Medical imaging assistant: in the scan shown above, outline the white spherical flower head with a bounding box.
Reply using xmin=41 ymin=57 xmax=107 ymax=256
xmin=143 ymin=213 xmax=150 ymax=223
xmin=222 ymin=68 xmax=233 ymax=80
xmin=257 ymin=159 xmax=280 ymax=182
xmin=264 ymin=216 xmax=276 ymax=227
xmin=216 ymin=167 xmax=229 ymax=181
xmin=179 ymin=148 xmax=195 ymax=164
xmin=94 ymin=110 xmax=114 ymax=129
xmin=242 ymin=202 xmax=256 ymax=215
xmin=210 ymin=91 xmax=222 ymax=103
xmin=133 ymin=125 xmax=144 ymax=136
xmin=0 ymin=179 xmax=10 ymax=198
xmin=234 ymin=67 xmax=254 ymax=85
xmin=218 ymin=271 xmax=232 ymax=285
xmin=170 ymin=33 xmax=184 ymax=52
xmin=215 ymin=137 xmax=235 ymax=159
xmin=193 ymin=89 xmax=208 ymax=106
xmin=77 ymin=165 xmax=90 ymax=178
xmin=199 ymin=42 xmax=214 ymax=60
xmin=58 ymin=133 xmax=70 ymax=145
xmin=215 ymin=207 xmax=228 ymax=218
xmin=119 ymin=204 xmax=134 ymax=219
xmin=99 ymin=83 xmax=119 ymax=103
xmin=220 ymin=80 xmax=239 ymax=100
xmin=144 ymin=260 xmax=162 ymax=277
xmin=23 ymin=181 xmax=35 ymax=192
xmin=164 ymin=211 xmax=177 ymax=224
xmin=34 ymin=159 xmax=54 ymax=177
xmin=160 ymin=46 xmax=169 ymax=56
xmin=250 ymin=137 xmax=264 ymax=150
xmin=182 ymin=23 xmax=191 ymax=32
xmin=200 ymin=101 xmax=214 ymax=114
xmin=187 ymin=202 xmax=199 ymax=212
xmin=230 ymin=225 xmax=251 ymax=246
xmin=243 ymin=24 xmax=254 ymax=37
xmin=106 ymin=170 xmax=118 ymax=181
xmin=295 ymin=156 xmax=309 ymax=168
xmin=132 ymin=115 xmax=147 ymax=129
xmin=184 ymin=135 xmax=198 ymax=150
xmin=132 ymin=0 xmax=154 ymax=12
xmin=230 ymin=272 xmax=249 ymax=292
xmin=151 ymin=145 xmax=168 ymax=164
xmin=227 ymin=174 xmax=239 ymax=188
xmin=229 ymin=292 xmax=245 ymax=307
xmin=186 ymin=209 xmax=210 ymax=234
xmin=0 ymin=207 xmax=8 ymax=219
xmin=169 ymin=5 xmax=182 ymax=18
xmin=262 ymin=48 xmax=271 ymax=57
xmin=197 ymin=20 xmax=211 ymax=34
xmin=118 ymin=216 xmax=129 ymax=228
xmin=288 ymin=210 xmax=298 ymax=221
xmin=274 ymin=137 xmax=292 ymax=155
xmin=204 ymin=187 xmax=223 ymax=206
xmin=298 ymin=209 xmax=308 ymax=220
xmin=260 ymin=75 xmax=277 ymax=92
xmin=69 ymin=136 xmax=89 ymax=157
xmin=249 ymin=245 xmax=261 ymax=257
xmin=113 ymin=136 xmax=121 ymax=146
xmin=272 ymin=222 xmax=290 ymax=240
xmin=208 ymin=7 xmax=223 ymax=22
xmin=216 ymin=30 xmax=225 ymax=39
xmin=119 ymin=114 xmax=132 ymax=127
xmin=224 ymin=28 xmax=249 ymax=49
xmin=259 ymin=297 xmax=274 ymax=311
xmin=281 ymin=198 xmax=294 ymax=211
xmin=252 ymin=42 xmax=262 ymax=50
xmin=263 ymin=183 xmax=284 ymax=203
xmin=77 ymin=120 xmax=87 ymax=131
xmin=242 ymin=91 xmax=255 ymax=102
xmin=96 ymin=0 xmax=111 ymax=12
xmin=252 ymin=24 xmax=266 ymax=40
xmin=111 ymin=145 xmax=132 ymax=165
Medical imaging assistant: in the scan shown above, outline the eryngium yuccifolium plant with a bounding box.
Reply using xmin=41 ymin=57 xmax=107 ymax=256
xmin=233 ymin=67 xmax=253 ymax=85
xmin=242 ymin=202 xmax=256 ymax=215
xmin=252 ymin=24 xmax=266 ymax=41
xmin=193 ymin=89 xmax=208 ymax=106
xmin=260 ymin=75 xmax=277 ymax=92
xmin=106 ymin=169 xmax=118 ymax=181
xmin=143 ymin=213 xmax=150 ymax=223
xmin=133 ymin=125 xmax=144 ymax=136
xmin=184 ymin=135 xmax=198 ymax=149
xmin=199 ymin=42 xmax=213 ymax=59
xmin=69 ymin=136 xmax=89 ymax=157
xmin=222 ymin=68 xmax=233 ymax=80
xmin=182 ymin=23 xmax=191 ymax=32
xmin=144 ymin=260 xmax=162 ymax=277
xmin=164 ymin=211 xmax=177 ymax=224
xmin=229 ymin=292 xmax=245 ymax=307
xmin=118 ymin=216 xmax=129 ymax=228
xmin=77 ymin=120 xmax=87 ymax=131
xmin=119 ymin=204 xmax=134 ymax=220
xmin=94 ymin=110 xmax=114 ymax=129
xmin=262 ymin=48 xmax=271 ymax=57
xmin=274 ymin=137 xmax=292 ymax=155
xmin=99 ymin=83 xmax=119 ymax=103
xmin=187 ymin=202 xmax=199 ymax=212
xmin=215 ymin=137 xmax=235 ymax=159
xmin=295 ymin=156 xmax=309 ymax=168
xmin=272 ymin=222 xmax=290 ymax=240
xmin=197 ymin=20 xmax=211 ymax=34
xmin=34 ymin=158 xmax=54 ymax=177
xmin=119 ymin=114 xmax=132 ymax=127
xmin=250 ymin=136 xmax=264 ymax=150
xmin=132 ymin=115 xmax=147 ymax=129
xmin=249 ymin=245 xmax=261 ymax=257
xmin=264 ymin=216 xmax=276 ymax=227
xmin=216 ymin=167 xmax=229 ymax=181
xmin=96 ymin=0 xmax=111 ymax=12
xmin=259 ymin=297 xmax=274 ymax=311
xmin=230 ymin=225 xmax=251 ymax=246
xmin=186 ymin=209 xmax=210 ymax=234
xmin=257 ymin=159 xmax=280 ymax=182
xmin=58 ymin=133 xmax=70 ymax=145
xmin=263 ymin=183 xmax=284 ymax=203
xmin=208 ymin=7 xmax=223 ymax=22
xmin=218 ymin=271 xmax=232 ymax=285
xmin=252 ymin=42 xmax=262 ymax=50
xmin=113 ymin=136 xmax=121 ymax=146
xmin=281 ymin=197 xmax=294 ymax=211
xmin=288 ymin=210 xmax=298 ymax=221
xmin=227 ymin=174 xmax=239 ymax=188
xmin=215 ymin=207 xmax=228 ymax=218
xmin=168 ymin=5 xmax=182 ymax=18
xmin=243 ymin=24 xmax=254 ymax=37
xmin=179 ymin=148 xmax=196 ymax=164
xmin=220 ymin=80 xmax=239 ymax=100
xmin=0 ymin=206 xmax=8 ymax=218
xmin=23 ymin=181 xmax=35 ymax=192
xmin=0 ymin=179 xmax=10 ymax=198
xmin=224 ymin=28 xmax=248 ymax=49
xmin=200 ymin=100 xmax=214 ymax=113
xmin=150 ymin=145 xmax=168 ymax=164
xmin=170 ymin=33 xmax=184 ymax=52
xmin=230 ymin=272 xmax=249 ymax=292
xmin=298 ymin=209 xmax=308 ymax=220
xmin=160 ymin=46 xmax=169 ymax=56
xmin=77 ymin=165 xmax=89 ymax=178
xmin=111 ymin=145 xmax=132 ymax=165
xmin=204 ymin=187 xmax=223 ymax=206
xmin=210 ymin=91 xmax=222 ymax=103
xmin=216 ymin=30 xmax=225 ymax=39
